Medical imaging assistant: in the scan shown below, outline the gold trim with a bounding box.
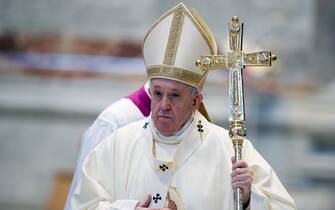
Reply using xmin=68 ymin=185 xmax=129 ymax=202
xmin=163 ymin=6 xmax=185 ymax=65
xmin=143 ymin=4 xmax=182 ymax=48
xmin=142 ymin=3 xmax=217 ymax=57
xmin=244 ymin=51 xmax=273 ymax=66
xmin=167 ymin=186 xmax=186 ymax=210
xmin=152 ymin=138 xmax=157 ymax=158
xmin=198 ymin=102 xmax=212 ymax=123
xmin=190 ymin=9 xmax=217 ymax=55
xmin=147 ymin=65 xmax=203 ymax=87
xmin=183 ymin=7 xmax=217 ymax=55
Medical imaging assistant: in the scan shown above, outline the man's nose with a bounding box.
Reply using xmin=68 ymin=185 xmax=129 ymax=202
xmin=160 ymin=95 xmax=171 ymax=111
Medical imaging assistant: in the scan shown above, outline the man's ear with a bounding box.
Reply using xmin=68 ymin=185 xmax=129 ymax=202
xmin=193 ymin=92 xmax=203 ymax=110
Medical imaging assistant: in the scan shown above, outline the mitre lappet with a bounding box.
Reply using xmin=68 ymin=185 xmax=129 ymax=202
xmin=143 ymin=2 xmax=217 ymax=122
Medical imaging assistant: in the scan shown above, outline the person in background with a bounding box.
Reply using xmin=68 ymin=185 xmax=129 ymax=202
xmin=64 ymin=82 xmax=151 ymax=210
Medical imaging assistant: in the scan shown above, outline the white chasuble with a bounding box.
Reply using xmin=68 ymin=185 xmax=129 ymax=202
xmin=71 ymin=112 xmax=296 ymax=210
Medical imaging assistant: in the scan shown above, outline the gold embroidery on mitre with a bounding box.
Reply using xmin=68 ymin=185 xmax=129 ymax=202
xmin=147 ymin=65 xmax=204 ymax=88
xmin=142 ymin=3 xmax=217 ymax=58
xmin=143 ymin=3 xmax=218 ymax=89
xmin=163 ymin=5 xmax=185 ymax=65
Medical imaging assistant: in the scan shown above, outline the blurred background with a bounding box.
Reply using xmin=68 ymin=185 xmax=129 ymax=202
xmin=0 ymin=0 xmax=334 ymax=209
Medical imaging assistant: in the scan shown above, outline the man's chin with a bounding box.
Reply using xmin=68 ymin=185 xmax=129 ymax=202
xmin=156 ymin=120 xmax=175 ymax=135
xmin=157 ymin=127 xmax=175 ymax=136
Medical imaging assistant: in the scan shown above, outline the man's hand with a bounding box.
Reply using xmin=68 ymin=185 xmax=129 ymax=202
xmin=135 ymin=194 xmax=171 ymax=210
xmin=231 ymin=156 xmax=253 ymax=208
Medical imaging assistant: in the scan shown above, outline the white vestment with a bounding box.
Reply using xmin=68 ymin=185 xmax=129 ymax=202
xmin=71 ymin=112 xmax=296 ymax=210
xmin=64 ymin=98 xmax=144 ymax=210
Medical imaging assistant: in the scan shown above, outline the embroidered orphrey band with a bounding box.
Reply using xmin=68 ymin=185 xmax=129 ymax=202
xmin=163 ymin=6 xmax=185 ymax=65
xmin=147 ymin=65 xmax=202 ymax=87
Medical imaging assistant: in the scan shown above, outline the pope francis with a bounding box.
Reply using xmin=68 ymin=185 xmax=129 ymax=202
xmin=70 ymin=3 xmax=296 ymax=210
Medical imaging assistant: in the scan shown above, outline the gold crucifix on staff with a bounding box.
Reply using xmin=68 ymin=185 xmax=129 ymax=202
xmin=196 ymin=16 xmax=277 ymax=210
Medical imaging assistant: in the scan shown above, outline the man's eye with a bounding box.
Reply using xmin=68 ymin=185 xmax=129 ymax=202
xmin=154 ymin=91 xmax=162 ymax=96
xmin=171 ymin=93 xmax=180 ymax=98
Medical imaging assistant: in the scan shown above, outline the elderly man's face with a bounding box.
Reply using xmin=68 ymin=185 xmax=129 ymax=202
xmin=150 ymin=78 xmax=203 ymax=136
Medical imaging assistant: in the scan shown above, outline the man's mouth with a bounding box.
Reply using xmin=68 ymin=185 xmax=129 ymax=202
xmin=157 ymin=115 xmax=172 ymax=119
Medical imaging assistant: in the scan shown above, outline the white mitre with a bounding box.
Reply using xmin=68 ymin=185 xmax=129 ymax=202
xmin=143 ymin=2 xmax=217 ymax=88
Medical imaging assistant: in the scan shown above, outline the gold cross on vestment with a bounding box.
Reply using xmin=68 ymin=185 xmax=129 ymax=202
xmin=196 ymin=16 xmax=277 ymax=210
